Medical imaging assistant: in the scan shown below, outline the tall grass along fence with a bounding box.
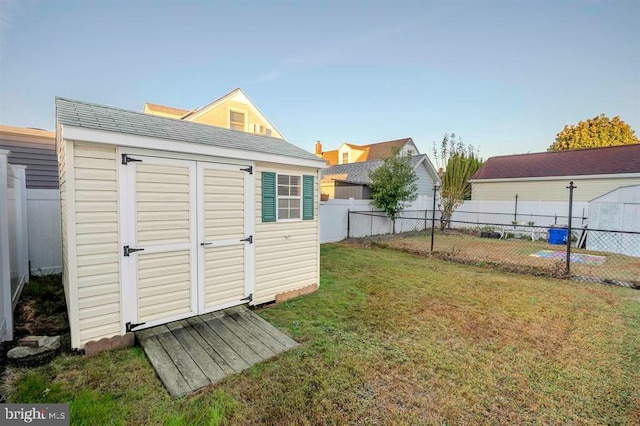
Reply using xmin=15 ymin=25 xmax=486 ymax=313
xmin=346 ymin=182 xmax=639 ymax=289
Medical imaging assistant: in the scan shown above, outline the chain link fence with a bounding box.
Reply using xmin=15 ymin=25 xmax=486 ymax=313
xmin=346 ymin=189 xmax=640 ymax=289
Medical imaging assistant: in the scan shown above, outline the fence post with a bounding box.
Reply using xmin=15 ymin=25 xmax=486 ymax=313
xmin=431 ymin=185 xmax=439 ymax=253
xmin=514 ymin=194 xmax=519 ymax=223
xmin=424 ymin=208 xmax=428 ymax=231
xmin=566 ymin=181 xmax=576 ymax=276
xmin=370 ymin=208 xmax=373 ymax=236
xmin=0 ymin=150 xmax=12 ymax=341
xmin=347 ymin=209 xmax=350 ymax=239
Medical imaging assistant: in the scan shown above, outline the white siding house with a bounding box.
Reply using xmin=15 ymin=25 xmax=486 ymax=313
xmin=321 ymin=154 xmax=440 ymax=200
xmin=471 ymin=145 xmax=640 ymax=203
xmin=56 ymin=98 xmax=325 ymax=350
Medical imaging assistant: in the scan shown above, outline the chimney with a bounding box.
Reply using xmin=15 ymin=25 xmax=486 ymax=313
xmin=315 ymin=140 xmax=323 ymax=156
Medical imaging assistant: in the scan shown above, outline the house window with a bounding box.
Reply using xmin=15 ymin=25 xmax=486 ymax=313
xmin=230 ymin=111 xmax=245 ymax=131
xmin=266 ymin=128 xmax=272 ymax=136
xmin=277 ymin=174 xmax=301 ymax=220
xmin=341 ymin=152 xmax=349 ymax=164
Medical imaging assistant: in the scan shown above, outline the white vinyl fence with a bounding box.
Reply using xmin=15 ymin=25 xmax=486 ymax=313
xmin=320 ymin=195 xmax=435 ymax=243
xmin=26 ymin=189 xmax=62 ymax=275
xmin=1 ymin=151 xmax=29 ymax=341
xmin=320 ymin=197 xmax=585 ymax=243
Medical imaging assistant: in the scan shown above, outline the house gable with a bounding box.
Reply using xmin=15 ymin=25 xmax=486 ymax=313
xmin=143 ymin=88 xmax=283 ymax=139
xmin=183 ymin=89 xmax=283 ymax=139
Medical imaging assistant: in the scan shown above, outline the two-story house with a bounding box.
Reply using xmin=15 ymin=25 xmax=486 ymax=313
xmin=317 ymin=138 xmax=440 ymax=199
xmin=144 ymin=88 xmax=283 ymax=139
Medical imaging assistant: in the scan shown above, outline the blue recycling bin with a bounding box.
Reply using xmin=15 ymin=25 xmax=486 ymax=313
xmin=548 ymin=227 xmax=568 ymax=245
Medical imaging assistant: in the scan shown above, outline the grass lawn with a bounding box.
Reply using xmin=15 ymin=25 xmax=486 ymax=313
xmin=4 ymin=244 xmax=640 ymax=424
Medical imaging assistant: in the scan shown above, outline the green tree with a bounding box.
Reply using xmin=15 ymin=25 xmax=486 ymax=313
xmin=548 ymin=114 xmax=639 ymax=151
xmin=432 ymin=133 xmax=483 ymax=230
xmin=369 ymin=148 xmax=418 ymax=233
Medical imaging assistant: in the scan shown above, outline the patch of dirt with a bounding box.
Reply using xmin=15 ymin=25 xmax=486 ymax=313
xmin=13 ymin=274 xmax=69 ymax=338
xmin=0 ymin=274 xmax=71 ymax=402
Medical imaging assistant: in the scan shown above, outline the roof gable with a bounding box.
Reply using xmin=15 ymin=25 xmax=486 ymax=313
xmin=472 ymin=145 xmax=640 ymax=180
xmin=56 ymin=97 xmax=324 ymax=165
xmin=321 ymin=137 xmax=414 ymax=165
xmin=181 ymin=88 xmax=284 ymax=138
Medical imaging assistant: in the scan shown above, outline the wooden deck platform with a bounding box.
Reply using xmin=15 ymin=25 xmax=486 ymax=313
xmin=136 ymin=305 xmax=298 ymax=397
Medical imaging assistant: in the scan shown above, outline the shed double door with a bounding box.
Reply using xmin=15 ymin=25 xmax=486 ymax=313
xmin=121 ymin=154 xmax=253 ymax=331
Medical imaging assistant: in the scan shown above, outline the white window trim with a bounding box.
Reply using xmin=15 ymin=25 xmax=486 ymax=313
xmin=276 ymin=172 xmax=303 ymax=222
xmin=229 ymin=108 xmax=247 ymax=132
xmin=341 ymin=152 xmax=349 ymax=164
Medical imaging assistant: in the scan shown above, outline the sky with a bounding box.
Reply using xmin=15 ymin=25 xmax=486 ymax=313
xmin=0 ymin=0 xmax=638 ymax=160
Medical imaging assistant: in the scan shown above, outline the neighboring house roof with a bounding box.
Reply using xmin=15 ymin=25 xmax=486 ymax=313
xmin=144 ymin=88 xmax=284 ymax=139
xmin=472 ymin=144 xmax=640 ymax=180
xmin=321 ymin=154 xmax=441 ymax=186
xmin=56 ymin=98 xmax=323 ymax=163
xmin=0 ymin=124 xmax=57 ymax=189
xmin=143 ymin=102 xmax=190 ymax=118
xmin=321 ymin=137 xmax=413 ymax=165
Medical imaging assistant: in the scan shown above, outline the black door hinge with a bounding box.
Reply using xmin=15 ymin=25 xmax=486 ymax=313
xmin=126 ymin=321 xmax=146 ymax=332
xmin=122 ymin=154 xmax=143 ymax=165
xmin=240 ymin=235 xmax=253 ymax=244
xmin=241 ymin=294 xmax=253 ymax=303
xmin=123 ymin=245 xmax=145 ymax=256
xmin=240 ymin=166 xmax=253 ymax=174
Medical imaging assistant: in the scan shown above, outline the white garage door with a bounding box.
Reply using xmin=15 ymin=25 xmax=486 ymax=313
xmin=121 ymin=154 xmax=254 ymax=332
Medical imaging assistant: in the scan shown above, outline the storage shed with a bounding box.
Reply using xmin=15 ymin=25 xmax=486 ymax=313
xmin=56 ymin=98 xmax=325 ymax=350
xmin=587 ymin=184 xmax=640 ymax=257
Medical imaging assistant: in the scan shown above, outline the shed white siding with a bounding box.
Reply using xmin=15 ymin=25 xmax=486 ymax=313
xmin=587 ymin=185 xmax=640 ymax=257
xmin=254 ymin=162 xmax=319 ymax=304
xmin=472 ymin=175 xmax=640 ymax=202
xmin=58 ymin=140 xmax=122 ymax=348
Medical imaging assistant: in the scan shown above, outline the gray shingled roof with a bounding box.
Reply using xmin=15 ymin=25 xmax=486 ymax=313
xmin=321 ymin=155 xmax=426 ymax=185
xmin=56 ymin=97 xmax=322 ymax=162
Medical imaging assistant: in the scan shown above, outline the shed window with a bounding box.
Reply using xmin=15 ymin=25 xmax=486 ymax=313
xmin=230 ymin=111 xmax=245 ymax=130
xmin=277 ymin=174 xmax=301 ymax=220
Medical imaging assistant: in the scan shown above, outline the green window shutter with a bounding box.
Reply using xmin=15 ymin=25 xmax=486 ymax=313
xmin=262 ymin=172 xmax=276 ymax=222
xmin=303 ymin=175 xmax=314 ymax=220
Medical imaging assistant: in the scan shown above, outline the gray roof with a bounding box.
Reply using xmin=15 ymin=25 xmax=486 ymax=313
xmin=322 ymin=155 xmax=426 ymax=185
xmin=56 ymin=97 xmax=322 ymax=162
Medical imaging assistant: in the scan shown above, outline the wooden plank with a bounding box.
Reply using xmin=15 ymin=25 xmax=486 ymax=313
xmin=200 ymin=313 xmax=262 ymax=365
xmin=186 ymin=316 xmax=250 ymax=373
xmin=154 ymin=325 xmax=210 ymax=391
xmin=223 ymin=310 xmax=289 ymax=354
xmin=231 ymin=306 xmax=298 ymax=349
xmin=137 ymin=330 xmax=191 ymax=397
xmin=167 ymin=321 xmax=226 ymax=383
xmin=216 ymin=312 xmax=277 ymax=359
xmin=181 ymin=320 xmax=235 ymax=375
